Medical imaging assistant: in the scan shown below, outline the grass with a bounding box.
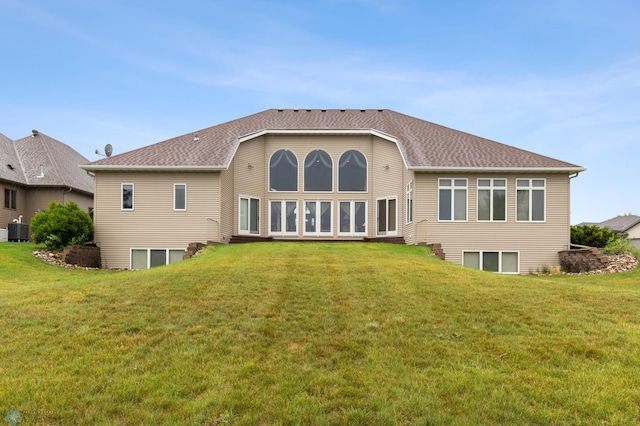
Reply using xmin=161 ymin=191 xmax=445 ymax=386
xmin=1 ymin=242 xmax=639 ymax=425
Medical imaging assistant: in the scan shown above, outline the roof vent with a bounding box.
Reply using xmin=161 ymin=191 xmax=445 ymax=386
xmin=32 ymin=129 xmax=39 ymax=137
xmin=193 ymin=133 xmax=200 ymax=141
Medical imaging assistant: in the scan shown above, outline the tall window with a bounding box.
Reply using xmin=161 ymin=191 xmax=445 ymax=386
xmin=463 ymin=251 xmax=519 ymax=274
xmin=239 ymin=196 xmax=260 ymax=235
xmin=339 ymin=150 xmax=367 ymax=192
xmin=174 ymin=184 xmax=186 ymax=211
xmin=477 ymin=179 xmax=506 ymax=221
xmin=269 ymin=200 xmax=298 ymax=236
xmin=339 ymin=201 xmax=366 ymax=236
xmin=304 ymin=200 xmax=332 ymax=236
xmin=304 ymin=150 xmax=332 ymax=191
xmin=516 ymin=179 xmax=545 ymax=222
xmin=377 ymin=197 xmax=397 ymax=236
xmin=4 ymin=188 xmax=17 ymax=210
xmin=406 ymin=181 xmax=413 ymax=224
xmin=270 ymin=150 xmax=298 ymax=191
xmin=122 ymin=184 xmax=134 ymax=210
xmin=438 ymin=179 xmax=467 ymax=221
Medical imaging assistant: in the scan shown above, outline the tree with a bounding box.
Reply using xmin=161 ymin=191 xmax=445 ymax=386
xmin=31 ymin=201 xmax=94 ymax=251
xmin=570 ymin=224 xmax=622 ymax=248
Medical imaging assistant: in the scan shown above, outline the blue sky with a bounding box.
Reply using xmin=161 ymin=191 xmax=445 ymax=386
xmin=1 ymin=0 xmax=639 ymax=224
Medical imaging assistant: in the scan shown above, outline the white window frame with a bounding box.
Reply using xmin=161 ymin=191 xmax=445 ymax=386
xmin=130 ymin=248 xmax=186 ymax=270
xmin=303 ymin=200 xmax=333 ymax=237
xmin=377 ymin=196 xmax=398 ymax=236
xmin=477 ymin=178 xmax=507 ymax=222
xmin=438 ymin=178 xmax=467 ymax=222
xmin=462 ymin=250 xmax=520 ymax=274
xmin=174 ymin=183 xmax=187 ymax=211
xmin=406 ymin=181 xmax=413 ymax=224
xmin=268 ymin=200 xmax=298 ymax=236
xmin=269 ymin=149 xmax=299 ymax=192
xmin=239 ymin=195 xmax=260 ymax=235
xmin=121 ymin=183 xmax=134 ymax=211
xmin=303 ymin=149 xmax=333 ymax=193
xmin=338 ymin=149 xmax=368 ymax=193
xmin=516 ymin=179 xmax=546 ymax=222
xmin=338 ymin=200 xmax=367 ymax=237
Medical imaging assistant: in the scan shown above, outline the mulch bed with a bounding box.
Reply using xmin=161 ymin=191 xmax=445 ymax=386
xmin=33 ymin=250 xmax=101 ymax=270
xmin=568 ymin=252 xmax=638 ymax=275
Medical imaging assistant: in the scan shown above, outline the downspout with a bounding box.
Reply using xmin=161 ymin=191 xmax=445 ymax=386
xmin=63 ymin=187 xmax=73 ymax=204
xmin=567 ymin=171 xmax=582 ymax=249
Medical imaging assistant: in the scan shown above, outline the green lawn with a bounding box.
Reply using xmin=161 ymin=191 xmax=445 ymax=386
xmin=1 ymin=242 xmax=639 ymax=425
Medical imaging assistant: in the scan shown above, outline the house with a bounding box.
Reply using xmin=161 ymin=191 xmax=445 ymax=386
xmin=588 ymin=215 xmax=640 ymax=249
xmin=82 ymin=109 xmax=585 ymax=273
xmin=1 ymin=130 xmax=94 ymax=241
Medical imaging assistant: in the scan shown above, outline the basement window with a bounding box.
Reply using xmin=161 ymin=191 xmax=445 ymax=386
xmin=463 ymin=251 xmax=519 ymax=274
xmin=131 ymin=248 xmax=185 ymax=269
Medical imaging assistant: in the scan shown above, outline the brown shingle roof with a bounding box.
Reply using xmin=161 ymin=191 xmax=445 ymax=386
xmin=11 ymin=131 xmax=94 ymax=194
xmin=597 ymin=215 xmax=640 ymax=232
xmin=85 ymin=109 xmax=584 ymax=172
xmin=0 ymin=132 xmax=27 ymax=184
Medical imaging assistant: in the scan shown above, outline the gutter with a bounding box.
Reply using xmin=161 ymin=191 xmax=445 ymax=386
xmin=80 ymin=165 xmax=227 ymax=172
xmin=408 ymin=166 xmax=587 ymax=174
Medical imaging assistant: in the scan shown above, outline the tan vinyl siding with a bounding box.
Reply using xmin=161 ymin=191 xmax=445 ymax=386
xmin=1 ymin=182 xmax=25 ymax=227
xmin=371 ymin=138 xmax=404 ymax=236
xmin=231 ymin=134 xmax=405 ymax=239
xmin=219 ymin=165 xmax=234 ymax=243
xmin=402 ymin=168 xmax=416 ymax=244
xmin=94 ymin=171 xmax=220 ymax=269
xmin=1 ymin=184 xmax=93 ymax=240
xmin=416 ymin=173 xmax=571 ymax=273
xmin=233 ymin=136 xmax=266 ymax=235
xmin=627 ymin=224 xmax=640 ymax=239
xmin=25 ymin=188 xmax=93 ymax=217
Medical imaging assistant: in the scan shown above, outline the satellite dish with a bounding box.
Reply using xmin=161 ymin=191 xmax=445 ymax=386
xmin=105 ymin=144 xmax=113 ymax=157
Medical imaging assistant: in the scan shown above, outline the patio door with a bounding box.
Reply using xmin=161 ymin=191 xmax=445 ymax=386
xmin=239 ymin=196 xmax=260 ymax=235
xmin=377 ymin=197 xmax=397 ymax=236
xmin=338 ymin=201 xmax=367 ymax=236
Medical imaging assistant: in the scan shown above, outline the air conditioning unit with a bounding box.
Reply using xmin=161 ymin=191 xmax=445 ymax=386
xmin=8 ymin=223 xmax=29 ymax=242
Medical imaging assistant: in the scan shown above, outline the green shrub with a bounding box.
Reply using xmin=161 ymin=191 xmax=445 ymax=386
xmin=570 ymin=225 xmax=622 ymax=248
xmin=602 ymin=236 xmax=636 ymax=255
xmin=31 ymin=201 xmax=94 ymax=251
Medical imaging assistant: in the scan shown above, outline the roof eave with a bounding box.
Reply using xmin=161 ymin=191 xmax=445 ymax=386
xmin=408 ymin=166 xmax=587 ymax=174
xmin=80 ymin=165 xmax=227 ymax=172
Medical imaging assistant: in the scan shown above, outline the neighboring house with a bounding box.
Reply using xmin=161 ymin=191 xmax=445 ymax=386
xmin=82 ymin=109 xmax=585 ymax=273
xmin=1 ymin=130 xmax=94 ymax=240
xmin=589 ymin=215 xmax=640 ymax=249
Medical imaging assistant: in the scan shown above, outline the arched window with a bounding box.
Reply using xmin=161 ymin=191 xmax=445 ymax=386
xmin=304 ymin=150 xmax=332 ymax=191
xmin=339 ymin=150 xmax=367 ymax=192
xmin=269 ymin=149 xmax=298 ymax=191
